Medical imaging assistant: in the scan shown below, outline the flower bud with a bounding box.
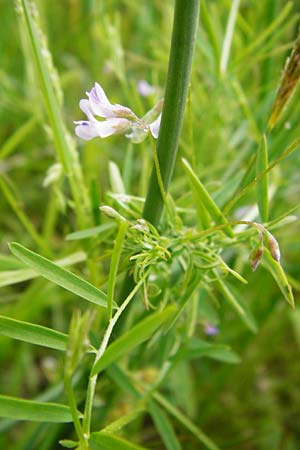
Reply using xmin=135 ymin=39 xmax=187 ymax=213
xmin=249 ymin=245 xmax=264 ymax=271
xmin=100 ymin=205 xmax=125 ymax=221
xmin=265 ymin=231 xmax=281 ymax=262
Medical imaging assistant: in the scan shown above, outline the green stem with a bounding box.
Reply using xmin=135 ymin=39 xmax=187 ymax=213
xmin=142 ymin=0 xmax=200 ymax=226
xmin=82 ymin=277 xmax=145 ymax=438
xmin=107 ymin=220 xmax=128 ymax=319
xmin=64 ymin=371 xmax=86 ymax=447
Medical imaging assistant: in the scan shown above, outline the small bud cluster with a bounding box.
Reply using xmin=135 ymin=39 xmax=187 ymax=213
xmin=249 ymin=227 xmax=281 ymax=272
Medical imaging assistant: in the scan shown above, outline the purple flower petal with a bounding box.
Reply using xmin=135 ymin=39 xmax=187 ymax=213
xmin=74 ymin=121 xmax=102 ymax=141
xmin=74 ymin=118 xmax=131 ymax=141
xmin=79 ymin=99 xmax=95 ymax=121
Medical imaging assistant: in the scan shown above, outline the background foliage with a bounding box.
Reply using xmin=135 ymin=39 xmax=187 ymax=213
xmin=1 ymin=0 xmax=300 ymax=449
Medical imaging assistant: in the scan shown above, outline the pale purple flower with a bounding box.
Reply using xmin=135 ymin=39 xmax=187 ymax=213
xmin=137 ymin=80 xmax=155 ymax=97
xmin=75 ymin=82 xmax=161 ymax=142
xmin=204 ymin=323 xmax=219 ymax=336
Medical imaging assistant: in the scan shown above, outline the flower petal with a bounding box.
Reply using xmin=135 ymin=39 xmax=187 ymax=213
xmin=74 ymin=118 xmax=131 ymax=141
xmin=74 ymin=121 xmax=101 ymax=141
xmin=79 ymin=99 xmax=95 ymax=121
xmin=88 ymin=83 xmax=115 ymax=118
xmin=149 ymin=113 xmax=161 ymax=138
xmin=96 ymin=118 xmax=131 ymax=137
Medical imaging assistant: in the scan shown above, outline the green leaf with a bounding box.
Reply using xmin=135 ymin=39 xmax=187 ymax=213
xmin=0 ymin=251 xmax=86 ymax=288
xmin=182 ymin=158 xmax=233 ymax=236
xmin=214 ymin=273 xmax=257 ymax=333
xmin=256 ymin=134 xmax=269 ymax=222
xmin=262 ymin=250 xmax=294 ymax=307
xmin=0 ymin=315 xmax=67 ymax=351
xmin=101 ymin=408 xmax=145 ymax=434
xmin=91 ymin=306 xmax=176 ymax=376
xmin=9 ymin=243 xmax=109 ymax=308
xmin=148 ymin=401 xmax=182 ymax=450
xmin=0 ymin=395 xmax=72 ymax=422
xmin=66 ymin=222 xmax=116 ymax=241
xmin=89 ymin=432 xmax=148 ymax=450
xmin=185 ymin=338 xmax=240 ymax=364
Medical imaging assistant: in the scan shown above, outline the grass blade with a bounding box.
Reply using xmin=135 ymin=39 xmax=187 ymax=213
xmin=0 ymin=315 xmax=67 ymax=351
xmin=91 ymin=306 xmax=176 ymax=375
xmin=220 ymin=0 xmax=240 ymax=75
xmin=182 ymin=158 xmax=233 ymax=236
xmin=154 ymin=392 xmax=220 ymax=450
xmin=148 ymin=401 xmax=182 ymax=450
xmin=9 ymin=243 xmax=108 ymax=308
xmin=66 ymin=223 xmax=116 ymax=241
xmin=18 ymin=0 xmax=88 ymax=225
xmin=0 ymin=395 xmax=72 ymax=423
xmin=256 ymin=135 xmax=269 ymax=222
xmin=214 ymin=273 xmax=257 ymax=333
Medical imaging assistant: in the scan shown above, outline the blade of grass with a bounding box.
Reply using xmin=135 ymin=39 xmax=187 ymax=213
xmin=201 ymin=0 xmax=220 ymax=70
xmin=66 ymin=223 xmax=116 ymax=241
xmin=0 ymin=396 xmax=72 ymax=423
xmin=18 ymin=0 xmax=89 ymax=226
xmin=220 ymin=0 xmax=240 ymax=75
xmin=214 ymin=273 xmax=257 ymax=333
xmin=154 ymin=392 xmax=220 ymax=450
xmin=148 ymin=401 xmax=182 ymax=450
xmin=0 ymin=315 xmax=67 ymax=351
xmin=0 ymin=116 xmax=37 ymax=160
xmin=9 ymin=243 xmax=109 ymax=308
xmin=0 ymin=176 xmax=47 ymax=253
xmin=182 ymin=158 xmax=233 ymax=236
xmin=256 ymin=134 xmax=269 ymax=222
xmin=224 ymin=138 xmax=300 ymax=214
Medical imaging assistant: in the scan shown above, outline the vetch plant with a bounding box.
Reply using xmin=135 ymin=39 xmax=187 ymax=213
xmin=1 ymin=1 xmax=300 ymax=449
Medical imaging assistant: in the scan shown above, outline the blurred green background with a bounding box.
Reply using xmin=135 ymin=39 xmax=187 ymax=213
xmin=1 ymin=0 xmax=300 ymax=448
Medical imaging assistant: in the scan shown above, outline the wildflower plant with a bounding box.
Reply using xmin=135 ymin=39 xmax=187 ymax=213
xmin=1 ymin=0 xmax=300 ymax=449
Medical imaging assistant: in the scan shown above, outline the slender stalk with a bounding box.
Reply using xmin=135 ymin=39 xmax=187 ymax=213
xmin=142 ymin=0 xmax=200 ymax=226
xmin=64 ymin=371 xmax=86 ymax=448
xmin=82 ymin=277 xmax=145 ymax=439
xmin=106 ymin=220 xmax=128 ymax=319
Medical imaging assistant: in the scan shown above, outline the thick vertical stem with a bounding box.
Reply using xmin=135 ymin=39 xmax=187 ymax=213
xmin=142 ymin=0 xmax=200 ymax=226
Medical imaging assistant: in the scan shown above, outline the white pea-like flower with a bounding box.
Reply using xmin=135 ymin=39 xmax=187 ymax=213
xmin=74 ymin=82 xmax=161 ymax=142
